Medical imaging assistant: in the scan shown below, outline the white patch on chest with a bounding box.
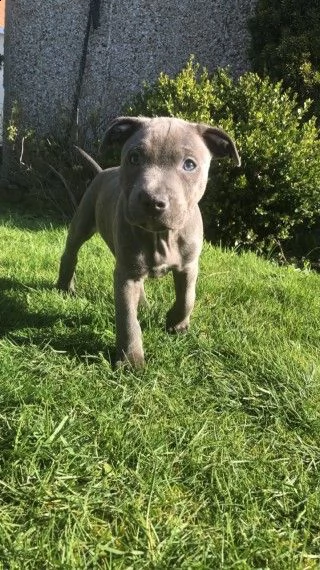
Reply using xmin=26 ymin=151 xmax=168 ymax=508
xmin=148 ymin=263 xmax=170 ymax=278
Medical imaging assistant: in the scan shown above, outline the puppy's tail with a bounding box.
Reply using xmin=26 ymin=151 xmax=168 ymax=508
xmin=75 ymin=145 xmax=103 ymax=174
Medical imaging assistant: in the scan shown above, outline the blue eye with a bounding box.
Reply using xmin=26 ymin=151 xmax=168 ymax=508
xmin=183 ymin=158 xmax=197 ymax=171
xmin=129 ymin=150 xmax=140 ymax=165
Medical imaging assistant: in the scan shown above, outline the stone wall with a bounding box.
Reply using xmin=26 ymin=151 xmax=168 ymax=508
xmin=2 ymin=0 xmax=257 ymax=173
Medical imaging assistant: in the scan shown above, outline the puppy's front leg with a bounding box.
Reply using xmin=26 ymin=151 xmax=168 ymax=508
xmin=114 ymin=266 xmax=145 ymax=368
xmin=166 ymin=262 xmax=199 ymax=333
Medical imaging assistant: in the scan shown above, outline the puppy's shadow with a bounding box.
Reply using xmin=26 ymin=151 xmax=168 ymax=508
xmin=0 ymin=277 xmax=115 ymax=364
xmin=0 ymin=277 xmax=57 ymax=333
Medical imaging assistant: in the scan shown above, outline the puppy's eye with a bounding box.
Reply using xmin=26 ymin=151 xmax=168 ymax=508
xmin=183 ymin=158 xmax=197 ymax=172
xmin=129 ymin=150 xmax=140 ymax=166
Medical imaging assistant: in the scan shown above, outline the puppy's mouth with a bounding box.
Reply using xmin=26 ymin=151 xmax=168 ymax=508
xmin=136 ymin=219 xmax=174 ymax=232
xmin=126 ymin=208 xmax=184 ymax=232
xmin=132 ymin=211 xmax=188 ymax=232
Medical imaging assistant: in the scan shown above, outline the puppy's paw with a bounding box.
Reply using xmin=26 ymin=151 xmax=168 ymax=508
xmin=166 ymin=309 xmax=190 ymax=334
xmin=114 ymin=349 xmax=145 ymax=370
xmin=56 ymin=280 xmax=76 ymax=296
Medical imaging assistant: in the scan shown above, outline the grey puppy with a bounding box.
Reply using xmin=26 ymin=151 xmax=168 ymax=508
xmin=57 ymin=116 xmax=240 ymax=367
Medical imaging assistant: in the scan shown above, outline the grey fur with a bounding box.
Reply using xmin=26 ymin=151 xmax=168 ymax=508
xmin=57 ymin=116 xmax=240 ymax=367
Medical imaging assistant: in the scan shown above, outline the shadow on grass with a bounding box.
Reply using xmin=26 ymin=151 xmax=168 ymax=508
xmin=0 ymin=277 xmax=115 ymax=366
xmin=0 ymin=202 xmax=68 ymax=232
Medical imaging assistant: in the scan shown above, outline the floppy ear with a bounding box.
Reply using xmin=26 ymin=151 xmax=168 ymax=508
xmin=101 ymin=116 xmax=147 ymax=152
xmin=198 ymin=125 xmax=241 ymax=166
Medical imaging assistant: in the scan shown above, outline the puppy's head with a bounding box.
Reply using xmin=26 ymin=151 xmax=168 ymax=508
xmin=102 ymin=116 xmax=240 ymax=232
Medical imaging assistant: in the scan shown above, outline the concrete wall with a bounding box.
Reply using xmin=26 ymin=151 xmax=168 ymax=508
xmin=3 ymin=0 xmax=257 ymax=149
xmin=0 ymin=27 xmax=4 ymax=143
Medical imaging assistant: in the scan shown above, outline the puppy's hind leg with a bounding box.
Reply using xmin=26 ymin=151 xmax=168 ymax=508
xmin=57 ymin=193 xmax=96 ymax=294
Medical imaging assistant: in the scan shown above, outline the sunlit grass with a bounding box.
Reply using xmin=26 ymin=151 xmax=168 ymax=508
xmin=0 ymin=207 xmax=320 ymax=568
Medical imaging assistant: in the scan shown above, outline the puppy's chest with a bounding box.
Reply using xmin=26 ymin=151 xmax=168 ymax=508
xmin=145 ymin=236 xmax=179 ymax=278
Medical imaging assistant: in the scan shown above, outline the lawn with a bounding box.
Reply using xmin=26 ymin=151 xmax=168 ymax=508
xmin=0 ymin=206 xmax=320 ymax=569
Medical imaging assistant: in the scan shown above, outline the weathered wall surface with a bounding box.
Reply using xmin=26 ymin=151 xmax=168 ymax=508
xmin=3 ymin=0 xmax=89 ymax=136
xmin=0 ymin=28 xmax=4 ymax=143
xmin=3 ymin=0 xmax=257 ymax=155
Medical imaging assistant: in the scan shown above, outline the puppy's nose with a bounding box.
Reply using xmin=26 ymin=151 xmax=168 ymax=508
xmin=140 ymin=192 xmax=169 ymax=213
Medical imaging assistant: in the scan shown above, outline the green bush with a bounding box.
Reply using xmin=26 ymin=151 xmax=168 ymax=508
xmin=126 ymin=59 xmax=320 ymax=254
xmin=248 ymin=0 xmax=320 ymax=121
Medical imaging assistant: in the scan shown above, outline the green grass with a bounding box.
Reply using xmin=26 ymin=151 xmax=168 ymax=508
xmin=0 ymin=206 xmax=320 ymax=569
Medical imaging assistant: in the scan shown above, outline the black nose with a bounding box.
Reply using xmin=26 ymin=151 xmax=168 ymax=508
xmin=140 ymin=192 xmax=168 ymax=213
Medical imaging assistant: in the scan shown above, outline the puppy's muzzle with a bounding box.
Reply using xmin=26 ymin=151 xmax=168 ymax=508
xmin=139 ymin=191 xmax=169 ymax=216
